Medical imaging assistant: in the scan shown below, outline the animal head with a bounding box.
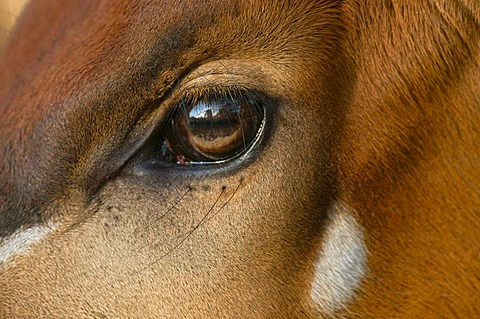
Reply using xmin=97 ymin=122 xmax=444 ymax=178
xmin=0 ymin=1 xmax=479 ymax=318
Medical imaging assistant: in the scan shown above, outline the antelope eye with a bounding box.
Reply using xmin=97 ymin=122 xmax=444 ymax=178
xmin=160 ymin=90 xmax=264 ymax=164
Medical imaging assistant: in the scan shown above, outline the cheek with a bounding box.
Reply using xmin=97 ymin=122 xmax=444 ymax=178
xmin=310 ymin=203 xmax=368 ymax=316
xmin=0 ymin=222 xmax=58 ymax=270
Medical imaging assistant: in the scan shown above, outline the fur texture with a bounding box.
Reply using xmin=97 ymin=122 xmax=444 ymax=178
xmin=0 ymin=1 xmax=479 ymax=318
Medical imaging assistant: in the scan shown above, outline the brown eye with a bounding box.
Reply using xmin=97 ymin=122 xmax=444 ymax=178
xmin=162 ymin=90 xmax=264 ymax=164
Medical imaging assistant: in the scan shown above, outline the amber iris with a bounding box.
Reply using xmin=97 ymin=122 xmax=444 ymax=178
xmin=163 ymin=92 xmax=264 ymax=163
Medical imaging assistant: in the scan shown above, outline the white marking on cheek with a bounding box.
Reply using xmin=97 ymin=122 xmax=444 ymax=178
xmin=310 ymin=204 xmax=368 ymax=316
xmin=0 ymin=222 xmax=57 ymax=269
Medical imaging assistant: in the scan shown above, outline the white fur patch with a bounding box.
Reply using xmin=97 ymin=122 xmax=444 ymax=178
xmin=0 ymin=222 xmax=57 ymax=270
xmin=310 ymin=204 xmax=367 ymax=316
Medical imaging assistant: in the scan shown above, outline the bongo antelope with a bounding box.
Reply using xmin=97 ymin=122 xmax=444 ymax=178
xmin=0 ymin=1 xmax=479 ymax=318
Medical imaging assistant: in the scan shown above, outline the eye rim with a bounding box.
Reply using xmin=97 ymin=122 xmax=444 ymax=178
xmin=161 ymin=87 xmax=266 ymax=165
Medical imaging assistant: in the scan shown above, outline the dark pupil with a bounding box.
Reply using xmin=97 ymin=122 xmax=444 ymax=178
xmin=164 ymin=94 xmax=263 ymax=163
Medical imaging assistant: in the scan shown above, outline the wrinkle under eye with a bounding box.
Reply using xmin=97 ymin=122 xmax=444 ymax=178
xmin=159 ymin=88 xmax=264 ymax=165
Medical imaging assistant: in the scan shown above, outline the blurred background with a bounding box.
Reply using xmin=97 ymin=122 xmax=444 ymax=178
xmin=0 ymin=0 xmax=29 ymax=48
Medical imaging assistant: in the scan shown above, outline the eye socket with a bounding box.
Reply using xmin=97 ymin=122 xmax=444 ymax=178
xmin=160 ymin=88 xmax=264 ymax=164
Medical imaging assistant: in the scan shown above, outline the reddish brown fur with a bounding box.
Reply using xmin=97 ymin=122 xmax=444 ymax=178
xmin=0 ymin=1 xmax=479 ymax=318
xmin=337 ymin=1 xmax=480 ymax=317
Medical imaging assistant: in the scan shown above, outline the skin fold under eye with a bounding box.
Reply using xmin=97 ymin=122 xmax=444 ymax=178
xmin=158 ymin=87 xmax=265 ymax=165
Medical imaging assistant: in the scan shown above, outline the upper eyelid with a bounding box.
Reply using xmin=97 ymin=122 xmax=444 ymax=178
xmin=153 ymin=60 xmax=270 ymax=122
xmin=165 ymin=59 xmax=269 ymax=98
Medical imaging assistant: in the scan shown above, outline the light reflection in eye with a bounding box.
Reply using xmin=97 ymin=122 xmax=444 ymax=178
xmin=188 ymin=100 xmax=241 ymax=119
